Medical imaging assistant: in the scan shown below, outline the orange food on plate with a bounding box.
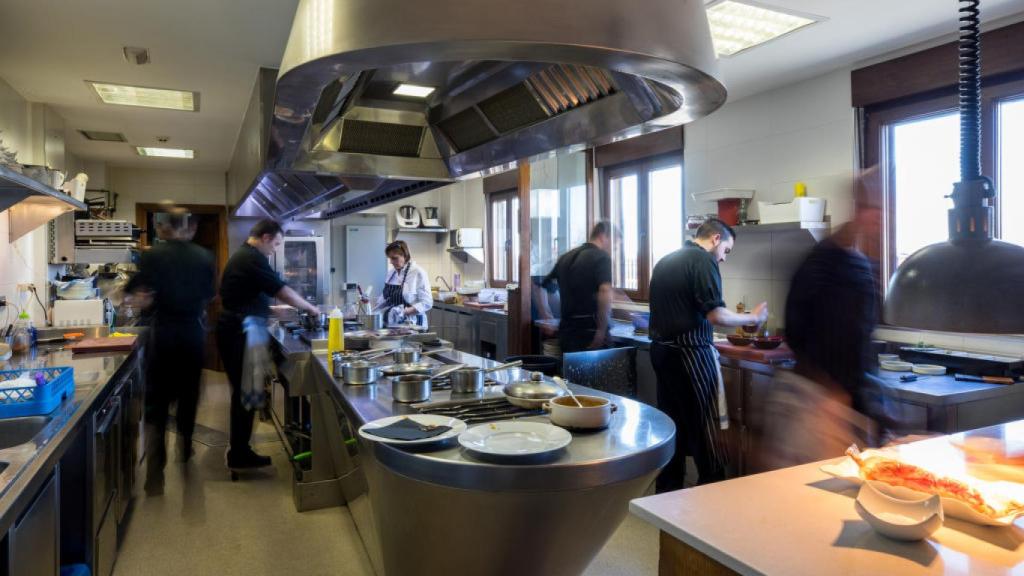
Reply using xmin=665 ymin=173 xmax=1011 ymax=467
xmin=846 ymin=445 xmax=1024 ymax=519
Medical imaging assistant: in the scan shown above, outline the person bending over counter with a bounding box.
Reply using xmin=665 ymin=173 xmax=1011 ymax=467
xmin=217 ymin=219 xmax=319 ymax=470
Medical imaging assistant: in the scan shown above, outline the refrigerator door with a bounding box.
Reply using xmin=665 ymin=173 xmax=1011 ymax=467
xmin=345 ymin=225 xmax=386 ymax=300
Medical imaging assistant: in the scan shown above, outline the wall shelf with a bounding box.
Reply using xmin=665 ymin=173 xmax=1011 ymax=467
xmin=393 ymin=227 xmax=449 ymax=244
xmin=0 ymin=165 xmax=87 ymax=241
xmin=687 ymin=220 xmax=830 ymax=242
xmin=447 ymin=247 xmax=484 ymax=263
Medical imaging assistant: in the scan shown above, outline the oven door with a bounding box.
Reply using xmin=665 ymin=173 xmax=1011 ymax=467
xmin=93 ymin=390 xmax=121 ymax=530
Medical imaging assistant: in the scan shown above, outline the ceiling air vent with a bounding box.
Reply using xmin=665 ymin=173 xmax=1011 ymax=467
xmin=437 ymin=108 xmax=496 ymax=152
xmin=338 ymin=119 xmax=423 ymax=157
xmin=79 ymin=130 xmax=127 ymax=142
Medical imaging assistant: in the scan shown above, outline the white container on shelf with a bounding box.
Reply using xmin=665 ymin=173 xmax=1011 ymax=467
xmin=757 ymin=197 xmax=826 ymax=224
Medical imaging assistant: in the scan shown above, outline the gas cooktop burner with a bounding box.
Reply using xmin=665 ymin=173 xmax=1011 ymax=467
xmin=426 ymin=377 xmax=497 ymax=392
xmin=415 ymin=397 xmax=544 ymax=424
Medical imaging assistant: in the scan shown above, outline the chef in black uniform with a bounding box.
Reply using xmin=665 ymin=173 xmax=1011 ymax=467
xmin=125 ymin=211 xmax=215 ymax=495
xmin=217 ymin=219 xmax=319 ymax=470
xmin=538 ymin=222 xmax=614 ymax=352
xmin=649 ymin=218 xmax=767 ymax=491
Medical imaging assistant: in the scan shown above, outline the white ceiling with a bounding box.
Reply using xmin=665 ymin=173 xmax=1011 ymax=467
xmin=0 ymin=0 xmax=297 ymax=171
xmin=0 ymin=0 xmax=1022 ymax=173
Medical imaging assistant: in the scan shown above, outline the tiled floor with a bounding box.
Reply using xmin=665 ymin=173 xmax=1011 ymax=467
xmin=114 ymin=370 xmax=658 ymax=575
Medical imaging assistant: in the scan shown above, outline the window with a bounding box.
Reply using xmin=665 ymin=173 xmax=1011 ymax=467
xmin=529 ymin=152 xmax=590 ymax=278
xmin=866 ymin=79 xmax=1024 ymax=282
xmin=602 ymin=154 xmax=684 ymax=299
xmin=487 ymin=190 xmax=519 ymax=287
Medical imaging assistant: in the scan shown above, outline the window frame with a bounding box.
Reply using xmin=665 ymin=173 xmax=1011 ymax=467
xmin=486 ymin=188 xmax=518 ymax=288
xmin=863 ymin=77 xmax=1024 ymax=285
xmin=600 ymin=152 xmax=685 ymax=301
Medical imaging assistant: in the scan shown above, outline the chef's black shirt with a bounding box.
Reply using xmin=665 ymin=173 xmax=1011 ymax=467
xmin=541 ymin=242 xmax=612 ymax=320
xmin=219 ymin=243 xmax=286 ymax=317
xmin=126 ymin=239 xmax=215 ymax=320
xmin=649 ymin=240 xmax=725 ymax=345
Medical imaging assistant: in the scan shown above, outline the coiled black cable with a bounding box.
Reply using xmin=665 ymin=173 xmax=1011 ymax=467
xmin=959 ymin=0 xmax=981 ymax=181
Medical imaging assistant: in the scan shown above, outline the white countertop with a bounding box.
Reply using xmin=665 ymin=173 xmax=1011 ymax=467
xmin=630 ymin=423 xmax=1024 ymax=576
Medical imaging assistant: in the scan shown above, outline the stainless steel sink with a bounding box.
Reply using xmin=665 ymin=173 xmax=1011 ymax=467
xmin=0 ymin=417 xmax=52 ymax=450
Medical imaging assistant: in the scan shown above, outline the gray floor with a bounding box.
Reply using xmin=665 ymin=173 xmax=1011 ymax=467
xmin=114 ymin=370 xmax=658 ymax=575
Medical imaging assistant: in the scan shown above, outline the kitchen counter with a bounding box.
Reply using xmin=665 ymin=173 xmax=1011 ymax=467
xmin=0 ymin=344 xmax=136 ymax=534
xmin=630 ymin=421 xmax=1024 ymax=575
xmin=432 ymin=300 xmax=507 ymax=316
xmin=269 ymin=325 xmax=675 ymax=575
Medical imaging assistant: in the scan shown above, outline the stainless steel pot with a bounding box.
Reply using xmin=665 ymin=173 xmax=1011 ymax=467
xmin=391 ymin=346 xmax=453 ymax=364
xmin=390 ymin=364 xmax=464 ymax=403
xmin=503 ymin=372 xmax=564 ymax=408
xmin=332 ymin=352 xmax=364 ymax=377
xmin=340 ymin=360 xmax=381 ymax=385
xmin=359 ymin=312 xmax=383 ymax=331
xmin=449 ymin=360 xmax=523 ymax=394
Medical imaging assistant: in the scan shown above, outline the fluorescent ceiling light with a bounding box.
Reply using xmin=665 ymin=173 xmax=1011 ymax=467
xmin=136 ymin=147 xmax=194 ymax=159
xmin=393 ymin=83 xmax=436 ymax=98
xmin=89 ymin=81 xmax=198 ymax=111
xmin=706 ymin=1 xmax=818 ymax=57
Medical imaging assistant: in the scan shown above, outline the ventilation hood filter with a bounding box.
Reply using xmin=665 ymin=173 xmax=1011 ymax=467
xmin=236 ymin=0 xmax=725 ymax=220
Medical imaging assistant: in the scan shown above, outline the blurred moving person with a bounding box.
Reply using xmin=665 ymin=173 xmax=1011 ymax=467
xmin=756 ymin=169 xmax=888 ymax=471
xmin=649 ymin=219 xmax=768 ymax=490
xmin=536 ymin=222 xmax=614 ymax=353
xmin=218 ymin=219 xmax=320 ymax=470
xmin=125 ymin=211 xmax=215 ymax=495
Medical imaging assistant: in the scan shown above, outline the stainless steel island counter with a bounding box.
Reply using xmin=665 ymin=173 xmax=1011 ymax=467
xmin=270 ymin=326 xmax=675 ymax=576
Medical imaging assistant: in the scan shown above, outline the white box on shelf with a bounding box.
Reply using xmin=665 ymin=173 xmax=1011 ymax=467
xmin=757 ymin=197 xmax=826 ymax=224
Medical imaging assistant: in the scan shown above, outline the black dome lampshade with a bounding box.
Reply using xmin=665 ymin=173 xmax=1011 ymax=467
xmin=883 ymin=0 xmax=1024 ymax=333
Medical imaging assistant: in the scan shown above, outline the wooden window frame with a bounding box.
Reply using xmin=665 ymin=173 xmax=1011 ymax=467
xmin=600 ymin=152 xmax=684 ymax=301
xmin=486 ymin=188 xmax=518 ymax=287
xmin=862 ymin=77 xmax=1024 ymax=285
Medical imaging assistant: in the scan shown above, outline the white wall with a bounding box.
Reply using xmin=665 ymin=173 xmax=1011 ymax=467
xmin=0 ymin=78 xmax=56 ymax=323
xmin=108 ymin=167 xmax=227 ymax=224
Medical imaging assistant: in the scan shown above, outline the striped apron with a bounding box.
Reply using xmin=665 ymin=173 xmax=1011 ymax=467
xmin=664 ymin=321 xmax=730 ymax=472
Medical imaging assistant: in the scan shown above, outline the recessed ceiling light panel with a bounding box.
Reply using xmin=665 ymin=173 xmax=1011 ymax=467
xmin=88 ymin=81 xmax=199 ymax=111
xmin=79 ymin=130 xmax=127 ymax=142
xmin=136 ymin=146 xmax=195 ymax=159
xmin=393 ymin=84 xmax=436 ymax=98
xmin=706 ymin=0 xmax=819 ymax=57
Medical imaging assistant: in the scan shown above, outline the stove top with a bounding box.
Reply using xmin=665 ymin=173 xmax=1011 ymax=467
xmin=416 ymin=396 xmax=544 ymax=424
xmin=426 ymin=377 xmax=497 ymax=392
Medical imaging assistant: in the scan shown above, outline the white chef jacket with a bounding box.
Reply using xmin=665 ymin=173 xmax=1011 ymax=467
xmin=376 ymin=260 xmax=433 ymax=317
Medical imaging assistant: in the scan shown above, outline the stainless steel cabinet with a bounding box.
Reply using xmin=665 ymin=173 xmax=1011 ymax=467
xmin=456 ymin=312 xmax=476 ymax=354
xmin=10 ymin=468 xmax=59 ymax=576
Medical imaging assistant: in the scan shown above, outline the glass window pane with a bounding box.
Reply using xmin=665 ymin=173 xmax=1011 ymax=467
xmin=648 ymin=164 xmax=683 ymax=267
xmin=511 ymin=196 xmax=520 ymax=283
xmin=491 ymin=198 xmax=508 ymax=281
xmin=892 ymin=112 xmax=959 ymax=267
xmin=609 ymin=173 xmax=640 ymax=291
xmin=999 ymin=97 xmax=1024 ymax=247
xmin=568 ymin=184 xmax=588 ymax=248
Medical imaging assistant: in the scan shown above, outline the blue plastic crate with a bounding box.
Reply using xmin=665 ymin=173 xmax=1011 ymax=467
xmin=0 ymin=366 xmax=75 ymax=418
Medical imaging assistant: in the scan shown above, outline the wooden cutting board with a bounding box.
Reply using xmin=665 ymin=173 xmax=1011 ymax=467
xmin=68 ymin=336 xmax=138 ymax=354
xmin=715 ymin=341 xmax=794 ymax=364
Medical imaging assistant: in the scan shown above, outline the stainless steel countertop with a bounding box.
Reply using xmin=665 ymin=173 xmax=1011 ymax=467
xmin=0 ymin=344 xmax=135 ymax=532
xmin=270 ymin=326 xmax=675 ymax=492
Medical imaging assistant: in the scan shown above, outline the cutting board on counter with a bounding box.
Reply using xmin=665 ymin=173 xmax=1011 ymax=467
xmin=68 ymin=336 xmax=138 ymax=354
xmin=714 ymin=341 xmax=794 ymax=364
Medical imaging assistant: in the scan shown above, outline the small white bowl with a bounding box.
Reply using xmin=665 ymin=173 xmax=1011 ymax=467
xmin=855 ymin=480 xmax=943 ymax=541
xmin=880 ymin=360 xmax=914 ymax=372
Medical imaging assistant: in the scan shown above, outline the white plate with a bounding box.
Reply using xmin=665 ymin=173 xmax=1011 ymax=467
xmin=358 ymin=415 xmax=466 ymax=446
xmin=880 ymin=360 xmax=913 ymax=372
xmin=459 ymin=421 xmax=572 ymax=457
xmin=912 ymin=364 xmax=946 ymax=375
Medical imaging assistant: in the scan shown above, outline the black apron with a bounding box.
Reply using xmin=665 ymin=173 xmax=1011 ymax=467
xmin=383 ymin=264 xmax=425 ymax=326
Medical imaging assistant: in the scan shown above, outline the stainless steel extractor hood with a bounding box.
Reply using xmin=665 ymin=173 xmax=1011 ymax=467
xmin=232 ymin=0 xmax=726 ymax=220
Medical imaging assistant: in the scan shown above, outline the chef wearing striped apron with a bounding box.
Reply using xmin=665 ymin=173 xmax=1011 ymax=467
xmin=649 ymin=219 xmax=767 ymax=491
xmin=377 ymin=240 xmax=433 ymax=327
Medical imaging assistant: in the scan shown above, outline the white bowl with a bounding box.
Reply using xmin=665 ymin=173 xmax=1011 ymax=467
xmin=880 ymin=360 xmax=913 ymax=372
xmin=855 ymin=480 xmax=943 ymax=541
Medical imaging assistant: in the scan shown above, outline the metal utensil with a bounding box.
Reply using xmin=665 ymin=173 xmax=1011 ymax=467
xmin=553 ymin=376 xmax=583 ymax=407
xmin=450 ymin=360 xmax=524 ymax=394
xmin=340 ymin=360 xmax=381 ymax=385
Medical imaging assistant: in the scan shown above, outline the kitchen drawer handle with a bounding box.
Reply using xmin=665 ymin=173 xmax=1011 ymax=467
xmin=96 ymin=397 xmax=121 ymax=435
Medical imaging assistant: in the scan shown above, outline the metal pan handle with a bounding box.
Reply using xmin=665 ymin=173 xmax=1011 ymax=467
xmin=483 ymin=360 xmax=523 ymax=374
xmin=431 ymin=363 xmax=466 ymax=379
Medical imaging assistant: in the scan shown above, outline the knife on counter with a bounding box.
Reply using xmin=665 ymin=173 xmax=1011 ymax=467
xmin=954 ymin=373 xmax=1016 ymax=385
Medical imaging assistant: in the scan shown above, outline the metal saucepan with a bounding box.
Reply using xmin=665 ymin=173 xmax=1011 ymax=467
xmin=358 ymin=312 xmax=383 ymax=331
xmin=390 ymin=364 xmax=465 ymax=403
xmin=339 ymin=360 xmax=382 ymax=386
xmin=299 ymin=311 xmax=326 ymax=331
xmin=502 ymin=372 xmax=565 ymax=408
xmin=449 ymin=360 xmax=524 ymax=394
xmin=391 ymin=346 xmax=454 ymax=364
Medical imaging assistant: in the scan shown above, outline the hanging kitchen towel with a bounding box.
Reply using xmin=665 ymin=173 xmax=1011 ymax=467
xmin=712 ymin=346 xmax=729 ymax=430
xmin=241 ymin=316 xmax=274 ymax=410
xmin=386 ymin=306 xmax=406 ymax=327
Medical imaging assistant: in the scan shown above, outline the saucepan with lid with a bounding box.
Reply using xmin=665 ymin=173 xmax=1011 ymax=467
xmin=502 ymin=372 xmax=564 ymax=409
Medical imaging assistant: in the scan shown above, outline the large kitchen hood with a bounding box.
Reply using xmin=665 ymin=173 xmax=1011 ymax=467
xmin=231 ymin=0 xmax=725 ymax=220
